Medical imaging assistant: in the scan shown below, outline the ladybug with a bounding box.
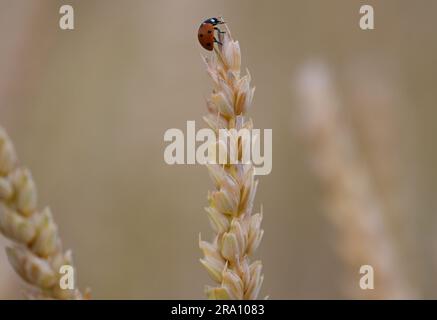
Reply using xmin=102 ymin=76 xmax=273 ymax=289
xmin=197 ymin=17 xmax=225 ymax=51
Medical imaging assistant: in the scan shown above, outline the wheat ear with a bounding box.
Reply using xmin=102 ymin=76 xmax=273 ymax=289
xmin=0 ymin=126 xmax=84 ymax=299
xmin=198 ymin=23 xmax=264 ymax=300
xmin=294 ymin=62 xmax=414 ymax=299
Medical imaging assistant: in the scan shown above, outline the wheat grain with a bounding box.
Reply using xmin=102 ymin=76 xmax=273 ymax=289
xmin=199 ymin=22 xmax=264 ymax=300
xmin=0 ymin=126 xmax=85 ymax=299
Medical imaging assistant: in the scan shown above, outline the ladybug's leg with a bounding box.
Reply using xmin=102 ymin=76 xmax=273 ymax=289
xmin=213 ymin=37 xmax=223 ymax=46
xmin=214 ymin=27 xmax=225 ymax=46
xmin=214 ymin=27 xmax=226 ymax=34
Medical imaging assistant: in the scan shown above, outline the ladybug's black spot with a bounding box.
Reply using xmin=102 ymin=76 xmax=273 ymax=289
xmin=199 ymin=34 xmax=203 ymax=37
xmin=208 ymin=30 xmax=212 ymax=34
xmin=206 ymin=42 xmax=212 ymax=47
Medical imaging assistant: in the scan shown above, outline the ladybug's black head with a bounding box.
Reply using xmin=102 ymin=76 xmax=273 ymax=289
xmin=204 ymin=17 xmax=225 ymax=26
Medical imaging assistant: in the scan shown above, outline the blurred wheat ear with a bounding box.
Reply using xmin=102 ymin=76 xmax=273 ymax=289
xmin=0 ymin=126 xmax=87 ymax=299
xmin=198 ymin=23 xmax=264 ymax=300
xmin=293 ymin=61 xmax=417 ymax=299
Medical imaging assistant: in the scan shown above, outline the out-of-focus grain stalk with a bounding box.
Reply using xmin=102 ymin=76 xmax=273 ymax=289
xmin=345 ymin=63 xmax=413 ymax=225
xmin=344 ymin=63 xmax=420 ymax=293
xmin=199 ymin=22 xmax=264 ymax=300
xmin=293 ymin=61 xmax=415 ymax=299
xmin=0 ymin=126 xmax=85 ymax=299
xmin=0 ymin=2 xmax=51 ymax=298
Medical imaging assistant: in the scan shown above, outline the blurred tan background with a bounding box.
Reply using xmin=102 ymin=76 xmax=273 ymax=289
xmin=0 ymin=0 xmax=436 ymax=299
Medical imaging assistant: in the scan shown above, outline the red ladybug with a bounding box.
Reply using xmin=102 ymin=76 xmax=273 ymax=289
xmin=197 ymin=17 xmax=225 ymax=51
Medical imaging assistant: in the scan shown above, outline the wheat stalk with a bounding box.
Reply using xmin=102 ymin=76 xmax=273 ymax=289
xmin=294 ymin=62 xmax=415 ymax=299
xmin=198 ymin=23 xmax=264 ymax=300
xmin=0 ymin=126 xmax=85 ymax=299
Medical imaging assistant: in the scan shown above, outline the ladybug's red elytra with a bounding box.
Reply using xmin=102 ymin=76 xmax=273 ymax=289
xmin=197 ymin=17 xmax=225 ymax=51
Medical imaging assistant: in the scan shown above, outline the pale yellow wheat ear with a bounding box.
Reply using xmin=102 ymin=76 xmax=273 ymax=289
xmin=199 ymin=22 xmax=264 ymax=300
xmin=294 ymin=61 xmax=416 ymax=299
xmin=0 ymin=126 xmax=86 ymax=299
